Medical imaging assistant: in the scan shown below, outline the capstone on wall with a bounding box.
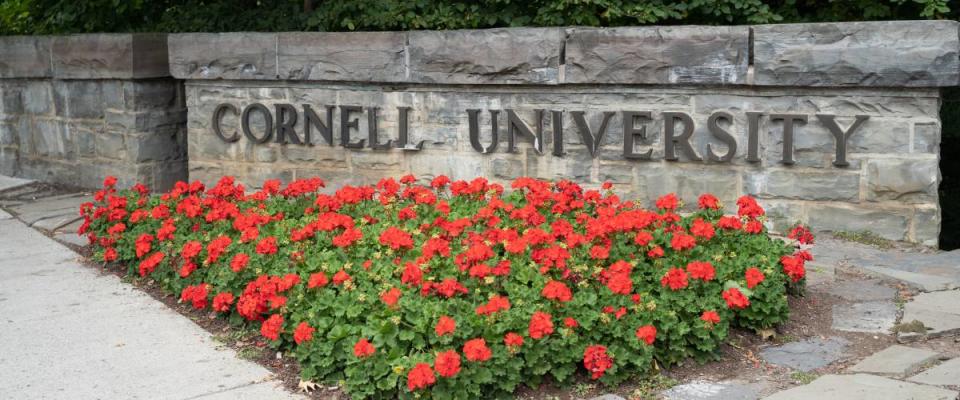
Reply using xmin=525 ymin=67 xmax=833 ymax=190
xmin=0 ymin=34 xmax=187 ymax=190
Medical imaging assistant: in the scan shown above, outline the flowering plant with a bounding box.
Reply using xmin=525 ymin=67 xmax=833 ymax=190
xmin=80 ymin=175 xmax=810 ymax=398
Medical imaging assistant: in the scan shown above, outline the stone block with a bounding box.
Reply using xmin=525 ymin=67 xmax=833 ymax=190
xmin=637 ymin=163 xmax=740 ymax=209
xmin=279 ymin=145 xmax=347 ymax=168
xmin=52 ymin=34 xmax=169 ymax=79
xmin=913 ymin=122 xmax=940 ymax=153
xmin=32 ymin=120 xmax=73 ymax=160
xmin=0 ymin=122 xmax=16 ymax=146
xmin=762 ymin=200 xmax=805 ymax=233
xmin=0 ymin=85 xmax=23 ymax=116
xmin=743 ymin=169 xmax=860 ymax=202
xmin=808 ymin=205 xmax=910 ymax=241
xmin=0 ymin=36 xmax=52 ymax=78
xmin=489 ymin=156 xmax=524 ymax=180
xmin=907 ymin=357 xmax=960 ymax=386
xmin=866 ymin=158 xmax=938 ymax=202
xmin=406 ymin=152 xmax=485 ymax=182
xmin=565 ymin=26 xmax=748 ymax=84
xmin=22 ymin=82 xmax=53 ymax=115
xmin=53 ymin=81 xmax=105 ymax=119
xmin=168 ymin=33 xmax=277 ymax=80
xmin=128 ymin=131 xmax=185 ymax=163
xmin=123 ymin=80 xmax=181 ymax=111
xmin=350 ymin=150 xmax=403 ymax=170
xmin=759 ymin=336 xmax=849 ymax=372
xmin=408 ymin=28 xmax=561 ymax=84
xmin=764 ymin=374 xmax=957 ymax=400
xmin=848 ymin=345 xmax=939 ymax=376
xmin=278 ymin=32 xmax=406 ymax=82
xmin=94 ymin=132 xmax=127 ymax=160
xmin=831 ymin=301 xmax=897 ymax=333
xmin=912 ymin=206 xmax=940 ymax=247
xmin=527 ymin=146 xmax=593 ymax=182
xmin=753 ymin=21 xmax=960 ymax=87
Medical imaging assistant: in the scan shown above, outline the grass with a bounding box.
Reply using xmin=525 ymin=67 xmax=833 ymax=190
xmin=573 ymin=383 xmax=595 ymax=397
xmin=629 ymin=374 xmax=678 ymax=400
xmin=790 ymin=371 xmax=818 ymax=384
xmin=237 ymin=347 xmax=261 ymax=360
xmin=890 ymin=320 xmax=928 ymax=334
xmin=833 ymin=230 xmax=894 ymax=249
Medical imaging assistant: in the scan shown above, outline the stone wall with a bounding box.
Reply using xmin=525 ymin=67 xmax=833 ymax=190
xmin=0 ymin=34 xmax=187 ymax=190
xmin=168 ymin=21 xmax=959 ymax=246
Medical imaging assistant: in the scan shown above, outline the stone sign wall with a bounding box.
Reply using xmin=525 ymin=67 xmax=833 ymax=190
xmin=169 ymin=22 xmax=958 ymax=245
xmin=0 ymin=34 xmax=187 ymax=190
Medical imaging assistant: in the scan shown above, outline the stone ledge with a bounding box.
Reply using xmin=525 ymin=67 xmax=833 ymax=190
xmin=753 ymin=20 xmax=960 ymax=87
xmin=0 ymin=34 xmax=170 ymax=79
xmin=168 ymin=33 xmax=278 ymax=80
xmin=278 ymin=32 xmax=406 ymax=82
xmin=564 ymin=26 xmax=749 ymax=85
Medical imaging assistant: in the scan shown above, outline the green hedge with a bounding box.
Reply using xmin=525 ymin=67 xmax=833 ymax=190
xmin=1 ymin=0 xmax=954 ymax=35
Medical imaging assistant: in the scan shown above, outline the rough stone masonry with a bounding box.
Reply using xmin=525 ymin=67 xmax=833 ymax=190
xmin=0 ymin=34 xmax=187 ymax=190
xmin=169 ymin=22 xmax=958 ymax=246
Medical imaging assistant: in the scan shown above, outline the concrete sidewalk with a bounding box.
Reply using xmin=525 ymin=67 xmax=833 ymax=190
xmin=0 ymin=208 xmax=303 ymax=399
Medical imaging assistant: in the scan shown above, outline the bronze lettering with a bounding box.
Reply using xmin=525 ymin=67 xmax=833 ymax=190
xmin=396 ymin=107 xmax=424 ymax=151
xmin=706 ymin=111 xmax=737 ymax=163
xmin=817 ymin=114 xmax=868 ymax=167
xmin=468 ymin=109 xmax=499 ymax=154
xmin=274 ymin=103 xmax=301 ymax=145
xmin=663 ymin=112 xmax=702 ymax=161
xmin=622 ymin=111 xmax=653 ymax=160
xmin=746 ymin=111 xmax=763 ymax=163
xmin=212 ymin=103 xmax=240 ymax=142
xmin=551 ymin=110 xmax=564 ymax=157
xmin=303 ymin=104 xmax=334 ymax=146
xmin=506 ymin=109 xmax=544 ymax=154
xmin=241 ymin=103 xmax=273 ymax=144
xmin=367 ymin=107 xmax=392 ymax=150
xmin=769 ymin=113 xmax=808 ymax=165
xmin=339 ymin=105 xmax=365 ymax=149
xmin=572 ymin=111 xmax=614 ymax=158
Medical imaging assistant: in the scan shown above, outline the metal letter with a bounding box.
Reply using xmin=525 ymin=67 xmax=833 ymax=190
xmin=339 ymin=105 xmax=365 ymax=149
xmin=769 ymin=113 xmax=808 ymax=165
xmin=622 ymin=111 xmax=653 ymax=160
xmin=212 ymin=103 xmax=240 ymax=143
xmin=395 ymin=106 xmax=424 ymax=151
xmin=551 ymin=110 xmax=564 ymax=156
xmin=241 ymin=103 xmax=273 ymax=144
xmin=663 ymin=112 xmax=702 ymax=161
xmin=274 ymin=103 xmax=301 ymax=145
xmin=467 ymin=109 xmax=499 ymax=154
xmin=506 ymin=109 xmax=544 ymax=155
xmin=572 ymin=111 xmax=614 ymax=158
xmin=367 ymin=107 xmax=392 ymax=150
xmin=303 ymin=104 xmax=334 ymax=146
xmin=706 ymin=111 xmax=737 ymax=162
xmin=746 ymin=112 xmax=763 ymax=163
xmin=817 ymin=114 xmax=869 ymax=167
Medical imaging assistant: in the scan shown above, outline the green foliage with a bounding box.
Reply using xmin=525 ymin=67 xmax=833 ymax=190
xmin=1 ymin=0 xmax=953 ymax=35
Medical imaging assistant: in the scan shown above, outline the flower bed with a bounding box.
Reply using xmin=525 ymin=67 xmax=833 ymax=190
xmin=79 ymin=175 xmax=812 ymax=398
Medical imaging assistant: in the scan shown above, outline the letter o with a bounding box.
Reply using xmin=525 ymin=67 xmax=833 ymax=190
xmin=241 ymin=103 xmax=273 ymax=144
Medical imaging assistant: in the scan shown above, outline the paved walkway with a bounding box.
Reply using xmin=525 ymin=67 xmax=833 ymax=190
xmin=0 ymin=181 xmax=302 ymax=399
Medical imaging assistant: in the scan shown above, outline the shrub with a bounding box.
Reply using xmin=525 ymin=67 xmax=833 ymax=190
xmin=79 ymin=175 xmax=812 ymax=398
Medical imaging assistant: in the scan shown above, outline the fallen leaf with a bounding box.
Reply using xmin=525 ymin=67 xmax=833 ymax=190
xmin=298 ymin=379 xmax=320 ymax=393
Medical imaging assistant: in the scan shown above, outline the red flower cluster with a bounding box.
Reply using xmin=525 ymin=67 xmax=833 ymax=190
xmin=583 ymin=345 xmax=613 ymax=379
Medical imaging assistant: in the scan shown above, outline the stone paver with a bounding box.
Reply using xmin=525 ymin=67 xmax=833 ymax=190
xmin=662 ymin=380 xmax=761 ymax=400
xmin=826 ymin=279 xmax=896 ymax=302
xmin=831 ymin=301 xmax=897 ymax=333
xmin=900 ymin=290 xmax=960 ymax=339
xmin=763 ymin=374 xmax=957 ymax=400
xmin=0 ymin=215 xmax=303 ymax=399
xmin=7 ymin=192 xmax=88 ymax=230
xmin=908 ymin=358 xmax=960 ymax=387
xmin=812 ymin=238 xmax=960 ymax=293
xmin=848 ymin=345 xmax=940 ymax=376
xmin=54 ymin=232 xmax=89 ymax=247
xmin=805 ymin=261 xmax=836 ymax=287
xmin=760 ymin=337 xmax=849 ymax=372
xmin=0 ymin=175 xmax=34 ymax=192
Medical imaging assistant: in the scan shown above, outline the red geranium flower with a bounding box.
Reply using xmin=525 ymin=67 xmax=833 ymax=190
xmin=379 ymin=227 xmax=414 ymax=250
xmin=723 ymin=287 xmax=750 ymax=309
xmin=634 ymin=231 xmax=653 ymax=246
xmin=256 ymin=236 xmax=278 ymax=255
xmin=435 ymin=316 xmax=456 ymax=337
xmin=212 ymin=292 xmax=234 ymax=312
xmin=661 ymin=268 xmax=689 ymax=290
xmin=260 ymin=314 xmax=283 ymax=340
xmin=583 ymin=345 xmax=613 ymax=380
xmin=463 ymin=338 xmax=492 ymax=362
xmin=745 ymin=267 xmax=765 ymax=289
xmin=564 ymin=317 xmax=579 ymax=329
xmin=354 ymin=338 xmax=375 ymax=358
xmin=332 ymin=270 xmax=351 ymax=285
xmin=635 ymin=325 xmax=657 ymax=345
xmin=686 ymin=261 xmax=715 ymax=281
xmin=781 ymin=255 xmax=806 ymax=282
xmin=789 ymin=224 xmax=815 ymax=244
xmin=541 ymin=280 xmax=573 ymax=302
xmin=655 ymin=193 xmax=679 ymax=211
xmin=670 ymin=232 xmax=696 ymax=251
xmin=230 ymin=253 xmax=249 ymax=272
xmin=181 ymin=240 xmax=202 ymax=259
xmin=698 ymin=193 xmax=720 ymax=209
xmin=307 ymin=271 xmax=329 ymax=288
xmin=504 ymin=332 xmax=524 ymax=348
xmin=293 ymin=322 xmax=315 ymax=345
xmin=380 ymin=287 xmax=402 ymax=307
xmin=407 ymin=363 xmax=436 ymax=391
xmin=690 ymin=218 xmax=715 ymax=240
xmin=528 ymin=311 xmax=554 ymax=339
xmin=434 ymin=350 xmax=461 ymax=378
xmin=701 ymin=310 xmax=721 ymax=325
